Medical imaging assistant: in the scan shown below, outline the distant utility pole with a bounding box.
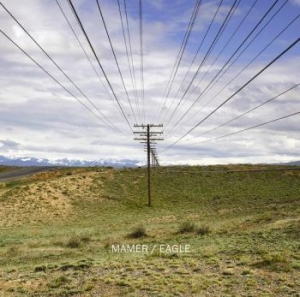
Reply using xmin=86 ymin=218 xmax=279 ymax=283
xmin=134 ymin=124 xmax=163 ymax=206
xmin=150 ymin=148 xmax=159 ymax=167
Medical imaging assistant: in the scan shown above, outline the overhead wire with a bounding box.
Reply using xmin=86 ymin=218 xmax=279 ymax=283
xmin=192 ymin=83 xmax=300 ymax=139
xmin=164 ymin=0 xmax=240 ymax=127
xmin=181 ymin=9 xmax=300 ymax=129
xmin=138 ymin=0 xmax=145 ymax=122
xmin=164 ymin=37 xmax=300 ymax=151
xmin=164 ymin=1 xmax=246 ymax=130
xmin=0 ymin=2 xmax=120 ymax=133
xmin=95 ymin=0 xmax=138 ymax=124
xmin=166 ymin=0 xmax=284 ymax=135
xmin=193 ymin=0 xmax=290 ymax=111
xmin=178 ymin=0 xmax=244 ymax=104
xmin=54 ymin=0 xmax=120 ymax=114
xmin=66 ymin=0 xmax=133 ymax=132
xmin=0 ymin=29 xmax=120 ymax=132
xmin=164 ymin=0 xmax=226 ymax=121
xmin=188 ymin=110 xmax=300 ymax=145
xmin=117 ymin=0 xmax=141 ymax=123
xmin=169 ymin=0 xmax=283 ymax=132
xmin=181 ymin=0 xmax=259 ymax=111
xmin=2 ymin=1 xmax=298 ymax=163
xmin=123 ymin=0 xmax=141 ymax=124
xmin=162 ymin=0 xmax=205 ymax=124
xmin=156 ymin=0 xmax=202 ymax=122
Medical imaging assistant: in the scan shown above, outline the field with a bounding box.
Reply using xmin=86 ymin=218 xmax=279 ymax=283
xmin=0 ymin=165 xmax=299 ymax=296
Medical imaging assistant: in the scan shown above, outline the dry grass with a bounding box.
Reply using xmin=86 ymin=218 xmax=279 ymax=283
xmin=0 ymin=170 xmax=108 ymax=227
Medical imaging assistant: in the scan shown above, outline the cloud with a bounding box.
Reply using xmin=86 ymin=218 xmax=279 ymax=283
xmin=291 ymin=0 xmax=300 ymax=6
xmin=0 ymin=140 xmax=20 ymax=149
xmin=0 ymin=0 xmax=299 ymax=164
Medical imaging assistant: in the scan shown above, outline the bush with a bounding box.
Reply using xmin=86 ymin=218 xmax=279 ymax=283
xmin=178 ymin=221 xmax=196 ymax=234
xmin=34 ymin=265 xmax=47 ymax=272
xmin=253 ymin=253 xmax=291 ymax=272
xmin=66 ymin=236 xmax=81 ymax=248
xmin=80 ymin=235 xmax=91 ymax=243
xmin=48 ymin=276 xmax=70 ymax=288
xmin=127 ymin=225 xmax=147 ymax=238
xmin=6 ymin=245 xmax=20 ymax=256
xmin=196 ymin=225 xmax=210 ymax=236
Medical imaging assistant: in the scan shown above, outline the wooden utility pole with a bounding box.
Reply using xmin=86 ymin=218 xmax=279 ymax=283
xmin=134 ymin=124 xmax=163 ymax=206
xmin=146 ymin=124 xmax=151 ymax=205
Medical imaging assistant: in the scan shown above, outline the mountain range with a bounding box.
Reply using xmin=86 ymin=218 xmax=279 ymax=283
xmin=0 ymin=155 xmax=141 ymax=168
xmin=282 ymin=161 xmax=300 ymax=166
xmin=0 ymin=155 xmax=299 ymax=168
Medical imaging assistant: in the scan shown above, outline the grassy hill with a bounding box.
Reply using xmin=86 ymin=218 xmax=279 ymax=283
xmin=0 ymin=165 xmax=299 ymax=296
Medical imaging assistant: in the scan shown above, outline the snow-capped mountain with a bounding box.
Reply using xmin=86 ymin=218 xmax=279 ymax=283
xmin=0 ymin=155 xmax=141 ymax=168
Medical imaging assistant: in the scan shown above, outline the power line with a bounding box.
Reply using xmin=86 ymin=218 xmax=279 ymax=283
xmin=0 ymin=29 xmax=120 ymax=132
xmin=138 ymin=0 xmax=145 ymax=122
xmin=95 ymin=0 xmax=138 ymax=124
xmin=194 ymin=83 xmax=300 ymax=138
xmin=67 ymin=0 xmax=133 ymax=132
xmin=164 ymin=0 xmax=227 ymax=121
xmin=157 ymin=0 xmax=202 ymax=117
xmin=54 ymin=0 xmax=120 ymax=114
xmin=188 ymin=110 xmax=300 ymax=145
xmin=156 ymin=0 xmax=202 ymax=122
xmin=178 ymin=1 xmax=256 ymax=108
xmin=123 ymin=0 xmax=141 ymax=123
xmin=195 ymin=0 xmax=290 ymax=111
xmin=117 ymin=0 xmax=141 ymax=123
xmin=0 ymin=2 xmax=120 ymax=133
xmin=164 ymin=0 xmax=239 ymax=128
xmin=165 ymin=37 xmax=300 ymax=150
xmin=165 ymin=0 xmax=240 ymax=126
xmin=166 ymin=0 xmax=285 ymax=135
xmin=180 ymin=8 xmax=300 ymax=130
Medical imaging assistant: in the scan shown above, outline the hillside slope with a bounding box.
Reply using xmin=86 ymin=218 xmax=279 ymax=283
xmin=0 ymin=165 xmax=299 ymax=296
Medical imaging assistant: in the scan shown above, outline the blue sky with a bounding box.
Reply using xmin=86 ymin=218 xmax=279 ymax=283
xmin=0 ymin=0 xmax=299 ymax=165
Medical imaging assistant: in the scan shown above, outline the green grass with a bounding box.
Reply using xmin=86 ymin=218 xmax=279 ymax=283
xmin=4 ymin=180 xmax=23 ymax=188
xmin=0 ymin=164 xmax=300 ymax=296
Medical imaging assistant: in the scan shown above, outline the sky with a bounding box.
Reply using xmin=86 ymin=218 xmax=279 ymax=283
xmin=0 ymin=0 xmax=299 ymax=165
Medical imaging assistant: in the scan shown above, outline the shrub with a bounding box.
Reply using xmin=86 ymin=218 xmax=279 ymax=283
xmin=6 ymin=245 xmax=20 ymax=256
xmin=178 ymin=221 xmax=196 ymax=234
xmin=80 ymin=235 xmax=91 ymax=243
xmin=34 ymin=265 xmax=47 ymax=272
xmin=48 ymin=276 xmax=70 ymax=288
xmin=196 ymin=225 xmax=210 ymax=236
xmin=66 ymin=236 xmax=81 ymax=248
xmin=252 ymin=253 xmax=291 ymax=272
xmin=127 ymin=225 xmax=147 ymax=238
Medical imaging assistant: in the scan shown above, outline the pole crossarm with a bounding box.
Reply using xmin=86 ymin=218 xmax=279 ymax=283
xmin=134 ymin=124 xmax=163 ymax=128
xmin=133 ymin=131 xmax=163 ymax=134
xmin=140 ymin=142 xmax=158 ymax=144
xmin=134 ymin=138 xmax=164 ymax=141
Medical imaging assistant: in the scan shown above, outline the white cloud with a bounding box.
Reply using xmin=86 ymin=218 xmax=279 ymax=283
xmin=0 ymin=0 xmax=299 ymax=164
xmin=291 ymin=0 xmax=300 ymax=6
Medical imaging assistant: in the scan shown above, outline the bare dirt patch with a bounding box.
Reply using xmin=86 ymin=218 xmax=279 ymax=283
xmin=0 ymin=170 xmax=106 ymax=227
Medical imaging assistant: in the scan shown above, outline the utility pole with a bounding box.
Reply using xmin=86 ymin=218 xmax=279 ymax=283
xmin=151 ymin=148 xmax=159 ymax=167
xmin=134 ymin=124 xmax=163 ymax=206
